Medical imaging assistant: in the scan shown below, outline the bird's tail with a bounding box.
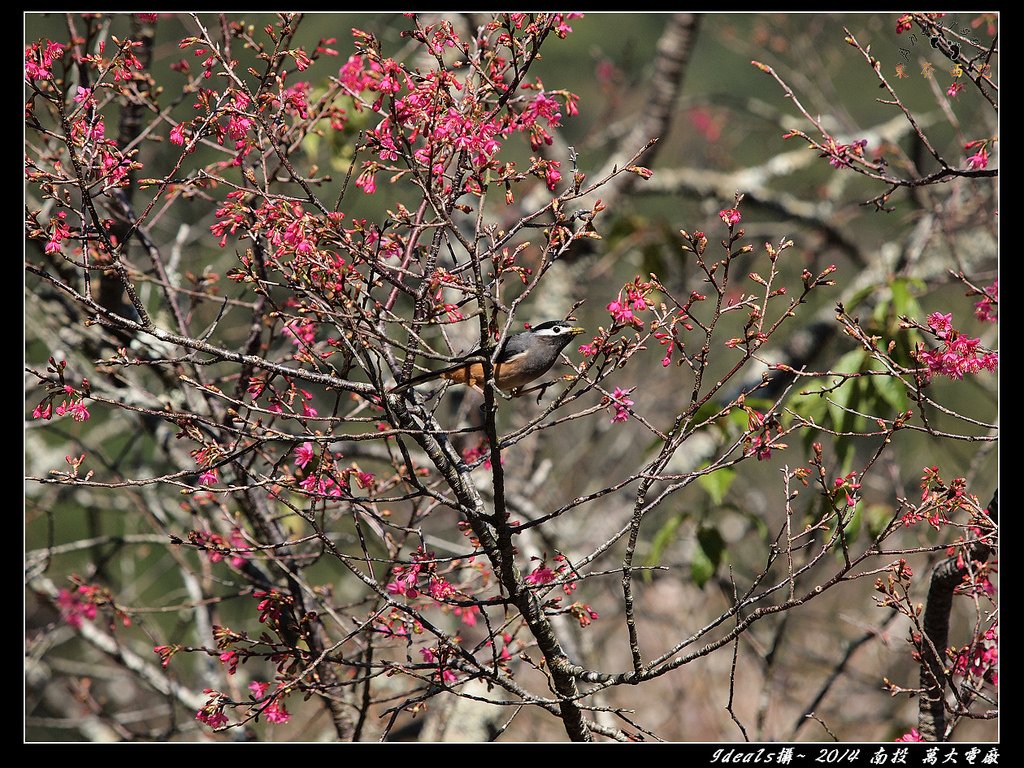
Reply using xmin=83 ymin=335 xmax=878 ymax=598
xmin=389 ymin=357 xmax=484 ymax=394
xmin=389 ymin=368 xmax=444 ymax=394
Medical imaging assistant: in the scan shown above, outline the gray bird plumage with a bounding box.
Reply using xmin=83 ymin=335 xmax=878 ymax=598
xmin=391 ymin=320 xmax=584 ymax=394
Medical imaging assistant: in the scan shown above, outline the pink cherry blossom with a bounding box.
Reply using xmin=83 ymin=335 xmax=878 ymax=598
xmin=918 ymin=312 xmax=997 ymax=379
xmin=719 ymin=208 xmax=741 ymax=225
xmin=294 ymin=442 xmax=315 ymax=469
xmin=966 ymin=147 xmax=989 ymax=170
xmin=525 ymin=566 xmax=557 ymax=585
xmin=895 ymin=728 xmax=924 ymax=742
xmin=609 ymin=387 xmax=635 ymax=423
xmin=974 ymin=280 xmax=997 ymax=322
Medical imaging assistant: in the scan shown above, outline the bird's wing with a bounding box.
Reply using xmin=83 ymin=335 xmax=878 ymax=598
xmin=390 ymin=333 xmax=524 ymax=393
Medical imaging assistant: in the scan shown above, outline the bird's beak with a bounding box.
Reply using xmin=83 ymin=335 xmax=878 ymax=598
xmin=569 ymin=326 xmax=585 ymax=336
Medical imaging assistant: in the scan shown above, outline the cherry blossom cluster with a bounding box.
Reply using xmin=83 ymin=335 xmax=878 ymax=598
xmin=973 ymin=278 xmax=997 ymax=322
xmin=190 ymin=444 xmax=224 ymax=488
xmin=419 ymin=645 xmax=460 ymax=686
xmin=385 ymin=549 xmax=475 ymax=622
xmin=916 ymin=312 xmax=998 ymax=380
xmin=30 ymin=358 xmax=91 ymax=423
xmin=950 ymin=622 xmax=997 ymax=687
xmin=253 ymin=588 xmax=291 ymax=628
xmin=569 ymin=602 xmax=600 ymax=627
xmin=461 ymin=438 xmax=499 ymax=470
xmin=184 ymin=627 xmax=296 ymax=727
xmin=247 ymin=376 xmax=319 ymax=417
xmin=57 ymin=580 xmax=131 ymax=629
xmin=56 ymin=586 xmax=99 ymax=628
xmin=606 ymin=278 xmax=654 ymax=328
xmin=525 ymin=553 xmax=580 ymax=596
xmin=195 ymin=690 xmax=229 ymax=729
xmin=153 ymin=643 xmax=182 ymax=669
xmin=895 ymin=13 xmax=946 ymax=35
xmin=741 ymin=405 xmax=785 ymax=461
xmin=901 ymin=466 xmax=974 ymax=530
xmin=334 ymin=19 xmax=580 ymax=198
xmin=964 ymin=139 xmax=993 ymax=170
xmin=291 ymin=441 xmax=377 ymax=498
xmin=25 ymin=39 xmax=65 ymax=80
xmin=33 ymin=389 xmax=90 ymax=423
xmin=822 ymin=137 xmax=869 ymax=169
xmin=26 ymin=36 xmax=142 ymax=214
xmin=579 ymin=275 xmax=700 ymax=369
xmin=607 ymin=386 xmax=635 ymax=423
xmin=377 ymin=548 xmax=493 ymax=682
xmin=718 ymin=207 xmax=741 ymax=226
xmin=188 ymin=528 xmax=249 ymax=568
xmin=173 ymin=31 xmax=339 ymax=166
xmin=248 ymin=681 xmax=292 ymax=724
xmin=895 ymin=728 xmax=924 ymax=742
xmin=832 ymin=471 xmax=861 ymax=509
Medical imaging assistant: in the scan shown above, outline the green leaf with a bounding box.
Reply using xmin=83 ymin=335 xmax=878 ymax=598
xmin=845 ymin=282 xmax=880 ymax=313
xmin=835 ymin=439 xmax=856 ymax=477
xmin=698 ymin=466 xmax=736 ymax=506
xmin=864 ymin=503 xmax=895 ymax=539
xmin=644 ymin=513 xmax=683 ymax=582
xmin=726 ymin=406 xmax=749 ymax=431
xmin=869 ymin=365 xmax=910 ymax=414
xmin=692 ymin=398 xmax=728 ymax=426
xmin=735 ymin=506 xmax=771 ymax=541
xmin=691 ymin=525 xmax=726 ymax=588
xmin=889 ymin=277 xmax=926 ymax=320
xmin=826 ymin=351 xmax=868 ymax=473
xmin=823 ymin=501 xmax=863 ymax=555
xmin=873 ymin=277 xmax=926 ymax=361
xmin=742 ymin=397 xmax=775 ymax=413
xmin=791 ymin=382 xmax=827 ymax=418
xmin=691 ymin=547 xmax=714 ymax=588
xmin=889 ymin=279 xmax=910 ymax=316
xmin=842 ymin=503 xmax=862 ymax=543
xmin=826 ymin=350 xmax=867 ymax=414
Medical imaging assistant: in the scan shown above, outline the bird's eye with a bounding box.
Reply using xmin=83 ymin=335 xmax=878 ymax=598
xmin=552 ymin=325 xmax=563 ymax=333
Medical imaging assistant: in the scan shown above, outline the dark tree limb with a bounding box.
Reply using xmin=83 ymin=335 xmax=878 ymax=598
xmin=918 ymin=490 xmax=997 ymax=741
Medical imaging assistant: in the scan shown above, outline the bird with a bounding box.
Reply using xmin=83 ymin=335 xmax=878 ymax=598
xmin=390 ymin=320 xmax=585 ymax=395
